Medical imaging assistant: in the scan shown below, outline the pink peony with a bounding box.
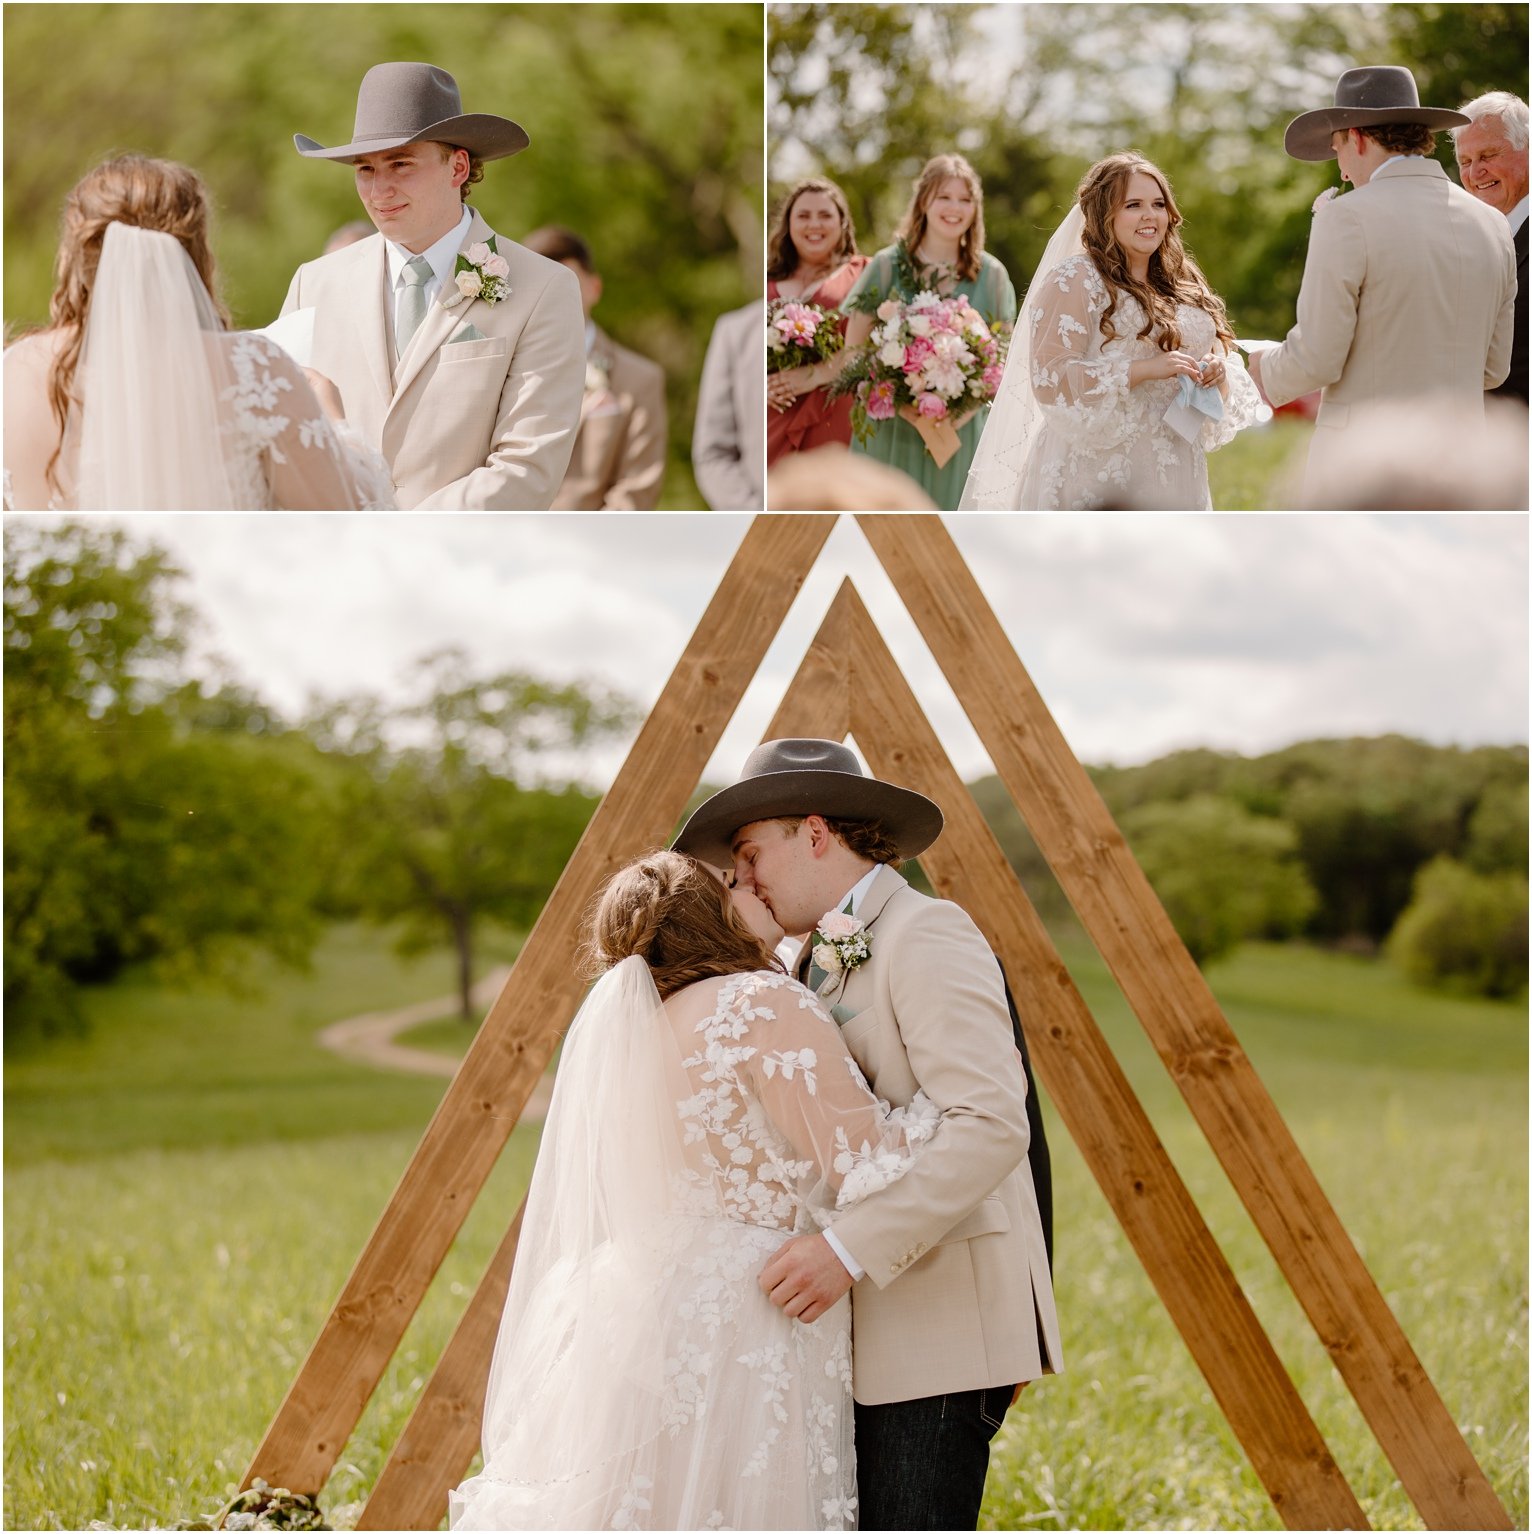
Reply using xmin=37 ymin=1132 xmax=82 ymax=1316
xmin=901 ymin=336 xmax=935 ymax=373
xmin=981 ymin=363 xmax=1005 ymax=393
xmin=915 ymin=392 xmax=949 ymax=419
xmin=866 ymin=380 xmax=897 ymax=420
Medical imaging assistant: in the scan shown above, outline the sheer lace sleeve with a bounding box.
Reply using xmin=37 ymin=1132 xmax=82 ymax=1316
xmin=1028 ymin=256 xmax=1134 ymax=450
xmin=223 ymin=334 xmax=395 ymax=509
xmin=1203 ymin=345 xmax=1261 ymax=452
xmin=702 ymin=971 xmax=941 ymax=1221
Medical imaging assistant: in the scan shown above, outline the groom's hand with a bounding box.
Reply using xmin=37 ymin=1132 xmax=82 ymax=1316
xmin=759 ymin=1233 xmax=854 ymax=1323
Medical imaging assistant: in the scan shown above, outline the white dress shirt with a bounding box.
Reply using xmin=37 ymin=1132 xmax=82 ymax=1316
xmin=1507 ymin=194 xmax=1528 ymax=238
xmin=783 ymin=862 xmax=887 ymax=1283
xmin=385 ymin=205 xmax=472 ymax=352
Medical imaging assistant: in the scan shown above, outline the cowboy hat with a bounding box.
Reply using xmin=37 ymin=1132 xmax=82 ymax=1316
xmin=1284 ymin=66 xmax=1469 ymax=161
xmin=673 ymin=738 xmax=944 ymax=867
xmin=295 ymin=62 xmax=528 ymax=163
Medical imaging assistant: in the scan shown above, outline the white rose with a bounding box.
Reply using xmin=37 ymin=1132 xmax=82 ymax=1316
xmin=455 ymin=270 xmax=483 ymax=299
xmin=466 ymin=241 xmax=492 ymax=266
xmin=907 ymin=314 xmax=933 ymax=337
xmin=813 ymin=941 xmax=843 ymax=975
xmin=483 ymin=253 xmax=511 ymax=280
xmin=878 ymin=340 xmax=906 ymax=366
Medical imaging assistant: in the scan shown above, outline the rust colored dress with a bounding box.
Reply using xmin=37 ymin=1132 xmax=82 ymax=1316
xmin=766 ymin=256 xmax=869 ymax=465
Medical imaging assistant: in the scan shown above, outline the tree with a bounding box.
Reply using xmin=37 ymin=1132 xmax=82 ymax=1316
xmin=3 ymin=522 xmax=336 ymax=1046
xmin=1388 ymin=856 xmax=1528 ymax=998
xmin=306 ymin=649 xmax=639 ymax=1020
xmin=1119 ymin=795 xmax=1317 ymax=965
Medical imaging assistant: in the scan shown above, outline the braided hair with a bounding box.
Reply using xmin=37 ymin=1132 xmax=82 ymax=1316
xmin=588 ymin=850 xmax=782 ymax=1000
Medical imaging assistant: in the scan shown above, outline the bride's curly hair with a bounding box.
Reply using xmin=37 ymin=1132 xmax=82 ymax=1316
xmin=1077 ymin=153 xmax=1235 ymax=354
xmin=43 ymin=155 xmax=230 ymax=497
xmin=587 ymin=850 xmax=783 ymax=1001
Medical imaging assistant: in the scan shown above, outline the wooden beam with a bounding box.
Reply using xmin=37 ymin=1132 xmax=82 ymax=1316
xmin=354 ymin=565 xmax=856 ymax=1530
xmin=857 ymin=515 xmax=1510 ymax=1531
xmin=358 ymin=1205 xmax=524 ymax=1530
xmin=242 ymin=515 xmax=839 ymax=1499
xmin=841 ymin=580 xmax=1366 ymax=1530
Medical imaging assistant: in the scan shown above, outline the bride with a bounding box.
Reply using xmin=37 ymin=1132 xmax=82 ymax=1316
xmin=962 ymin=152 xmax=1259 ymax=510
xmin=3 ymin=154 xmax=391 ymax=510
xmin=449 ymin=850 xmax=944 ymax=1531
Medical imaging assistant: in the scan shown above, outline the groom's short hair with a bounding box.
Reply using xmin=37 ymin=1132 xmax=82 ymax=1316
xmin=769 ymin=815 xmax=904 ymax=868
xmin=430 ymin=141 xmax=485 ymax=202
xmin=1355 ymin=121 xmax=1436 ymax=156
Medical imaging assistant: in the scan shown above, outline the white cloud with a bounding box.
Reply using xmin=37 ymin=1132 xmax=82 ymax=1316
xmin=23 ymin=512 xmax=1527 ymax=785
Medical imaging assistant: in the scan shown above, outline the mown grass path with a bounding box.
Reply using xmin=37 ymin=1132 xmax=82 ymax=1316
xmin=4 ymin=926 xmax=1525 ymax=1530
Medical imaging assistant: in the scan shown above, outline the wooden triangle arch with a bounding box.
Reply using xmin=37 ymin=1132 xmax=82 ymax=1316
xmin=241 ymin=515 xmax=1509 ymax=1532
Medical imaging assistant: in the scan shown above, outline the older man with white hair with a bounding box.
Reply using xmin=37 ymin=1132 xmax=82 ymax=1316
xmin=1456 ymin=91 xmax=1529 ymax=404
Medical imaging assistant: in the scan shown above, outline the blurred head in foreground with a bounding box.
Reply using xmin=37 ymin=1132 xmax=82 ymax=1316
xmin=767 ymin=444 xmax=936 ymax=511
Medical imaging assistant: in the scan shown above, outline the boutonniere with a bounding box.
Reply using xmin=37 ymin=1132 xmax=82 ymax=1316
xmin=444 ymin=237 xmax=510 ymax=309
xmin=584 ymin=357 xmax=612 ymax=396
xmin=812 ymin=910 xmax=871 ymax=988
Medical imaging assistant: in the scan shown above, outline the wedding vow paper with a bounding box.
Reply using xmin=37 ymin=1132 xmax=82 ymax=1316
xmin=257 ymin=307 xmax=315 ymax=368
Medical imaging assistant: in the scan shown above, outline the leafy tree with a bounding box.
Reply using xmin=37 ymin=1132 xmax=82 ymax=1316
xmin=1388 ymin=855 xmax=1528 ymax=998
xmin=305 ymin=649 xmax=639 ymax=1020
xmin=1464 ymin=778 xmax=1529 ymax=876
xmin=1118 ymin=795 xmax=1317 ymax=965
xmin=4 ymin=522 xmax=335 ymax=1046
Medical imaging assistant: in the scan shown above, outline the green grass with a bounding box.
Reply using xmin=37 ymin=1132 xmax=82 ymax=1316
xmin=4 ymin=928 xmax=1525 ymax=1530
xmin=1209 ymin=417 xmax=1312 ymax=510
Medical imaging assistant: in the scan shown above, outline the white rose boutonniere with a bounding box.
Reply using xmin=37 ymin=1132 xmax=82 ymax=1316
xmin=444 ymin=236 xmax=511 ymax=309
xmin=811 ymin=909 xmax=870 ymax=992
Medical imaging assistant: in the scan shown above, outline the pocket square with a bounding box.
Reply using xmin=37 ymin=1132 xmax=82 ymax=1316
xmin=449 ymin=322 xmax=487 ymax=344
xmin=830 ymin=1002 xmax=862 ymax=1026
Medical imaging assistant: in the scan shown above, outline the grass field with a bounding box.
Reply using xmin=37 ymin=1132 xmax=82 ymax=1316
xmin=1208 ymin=417 xmax=1311 ymax=510
xmin=4 ymin=923 xmax=1525 ymax=1530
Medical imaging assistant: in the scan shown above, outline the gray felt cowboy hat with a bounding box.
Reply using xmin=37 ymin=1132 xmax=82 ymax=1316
xmin=1284 ymin=65 xmax=1470 ymax=161
xmin=295 ymin=62 xmax=529 ymax=163
xmin=673 ymin=739 xmax=944 ymax=867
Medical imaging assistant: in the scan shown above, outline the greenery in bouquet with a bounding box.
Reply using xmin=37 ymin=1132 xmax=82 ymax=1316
xmin=766 ymin=298 xmax=846 ymax=374
xmin=831 ymin=290 xmax=1007 ymax=445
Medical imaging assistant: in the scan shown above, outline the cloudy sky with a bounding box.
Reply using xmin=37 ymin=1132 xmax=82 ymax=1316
xmin=21 ymin=512 xmax=1528 ymax=787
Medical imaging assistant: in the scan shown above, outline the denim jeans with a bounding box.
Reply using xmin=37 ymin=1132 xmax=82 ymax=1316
xmin=853 ymin=1384 xmax=1015 ymax=1530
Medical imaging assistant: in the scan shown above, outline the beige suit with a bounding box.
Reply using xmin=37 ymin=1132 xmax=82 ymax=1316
xmin=809 ymin=867 xmax=1061 ymax=1406
xmin=1259 ymin=156 xmax=1517 ymax=496
xmin=281 ymin=209 xmax=584 ymax=510
xmin=551 ymin=327 xmax=667 ymax=509
xmin=692 ymin=300 xmax=765 ymax=510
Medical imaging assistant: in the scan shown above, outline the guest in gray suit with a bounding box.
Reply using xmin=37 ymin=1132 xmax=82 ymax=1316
xmin=693 ymin=300 xmax=764 ymax=509
xmin=1455 ymin=91 xmax=1529 ymax=405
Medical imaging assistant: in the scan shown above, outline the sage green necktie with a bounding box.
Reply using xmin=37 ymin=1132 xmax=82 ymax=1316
xmin=806 ymin=897 xmax=855 ymax=992
xmin=395 ymin=255 xmax=433 ymax=357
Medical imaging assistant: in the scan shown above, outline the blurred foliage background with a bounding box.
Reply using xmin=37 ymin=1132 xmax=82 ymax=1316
xmin=3 ymin=2 xmax=764 ymax=508
xmin=769 ymin=3 xmax=1528 ymax=342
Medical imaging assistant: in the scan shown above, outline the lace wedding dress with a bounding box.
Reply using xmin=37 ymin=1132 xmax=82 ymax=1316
xmin=2 ymin=222 xmax=392 ymax=510
xmin=962 ymin=218 xmax=1261 ymax=510
xmin=449 ymin=960 xmax=942 ymax=1532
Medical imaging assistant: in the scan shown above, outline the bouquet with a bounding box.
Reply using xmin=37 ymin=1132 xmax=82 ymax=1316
xmin=766 ymin=299 xmax=845 ymax=374
xmin=833 ymin=291 xmax=1007 ymax=466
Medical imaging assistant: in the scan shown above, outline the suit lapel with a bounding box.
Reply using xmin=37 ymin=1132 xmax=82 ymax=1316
xmin=356 ymin=235 xmax=394 ymax=410
xmin=857 ymin=865 xmax=908 ymax=933
xmin=390 ymin=209 xmax=498 ymax=405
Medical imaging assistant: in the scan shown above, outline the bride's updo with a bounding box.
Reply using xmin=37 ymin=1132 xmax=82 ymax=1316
xmin=44 ymin=155 xmax=230 ymax=494
xmin=589 ymin=850 xmax=781 ymax=1000
xmin=1077 ymin=152 xmax=1235 ymax=355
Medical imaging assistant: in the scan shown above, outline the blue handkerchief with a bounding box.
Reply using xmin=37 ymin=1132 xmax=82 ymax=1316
xmin=449 ymin=322 xmax=487 ymax=344
xmin=1163 ymin=373 xmax=1224 ymax=444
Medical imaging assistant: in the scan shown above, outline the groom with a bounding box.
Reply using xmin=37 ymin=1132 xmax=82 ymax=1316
xmin=676 ymin=739 xmax=1061 ymax=1531
xmin=1250 ymin=66 xmax=1515 ymax=501
xmin=282 ymin=62 xmax=585 ymax=509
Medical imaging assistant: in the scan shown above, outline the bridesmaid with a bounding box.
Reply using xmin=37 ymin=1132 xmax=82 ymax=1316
xmin=841 ymin=154 xmax=1016 ymax=510
xmin=765 ymin=178 xmax=868 ymax=464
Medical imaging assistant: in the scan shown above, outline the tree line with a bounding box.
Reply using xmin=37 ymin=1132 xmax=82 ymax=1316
xmin=5 ymin=521 xmax=1525 ymax=1051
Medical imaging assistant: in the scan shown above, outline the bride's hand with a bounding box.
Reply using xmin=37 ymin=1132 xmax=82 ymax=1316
xmin=303 ymin=367 xmax=346 ymax=422
xmin=1129 ymin=351 xmax=1203 ymax=388
xmin=1197 ymin=350 xmax=1228 ymax=394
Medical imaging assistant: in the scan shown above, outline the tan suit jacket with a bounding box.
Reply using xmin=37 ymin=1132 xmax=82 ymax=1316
xmin=551 ymin=327 xmax=667 ymax=509
xmin=810 ymin=867 xmax=1061 ymax=1406
xmin=1259 ymin=157 xmax=1516 ymax=494
xmin=281 ymin=210 xmax=584 ymax=510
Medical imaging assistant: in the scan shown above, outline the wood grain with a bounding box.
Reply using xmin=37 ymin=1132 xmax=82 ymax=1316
xmin=858 ymin=514 xmax=1509 ymax=1531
